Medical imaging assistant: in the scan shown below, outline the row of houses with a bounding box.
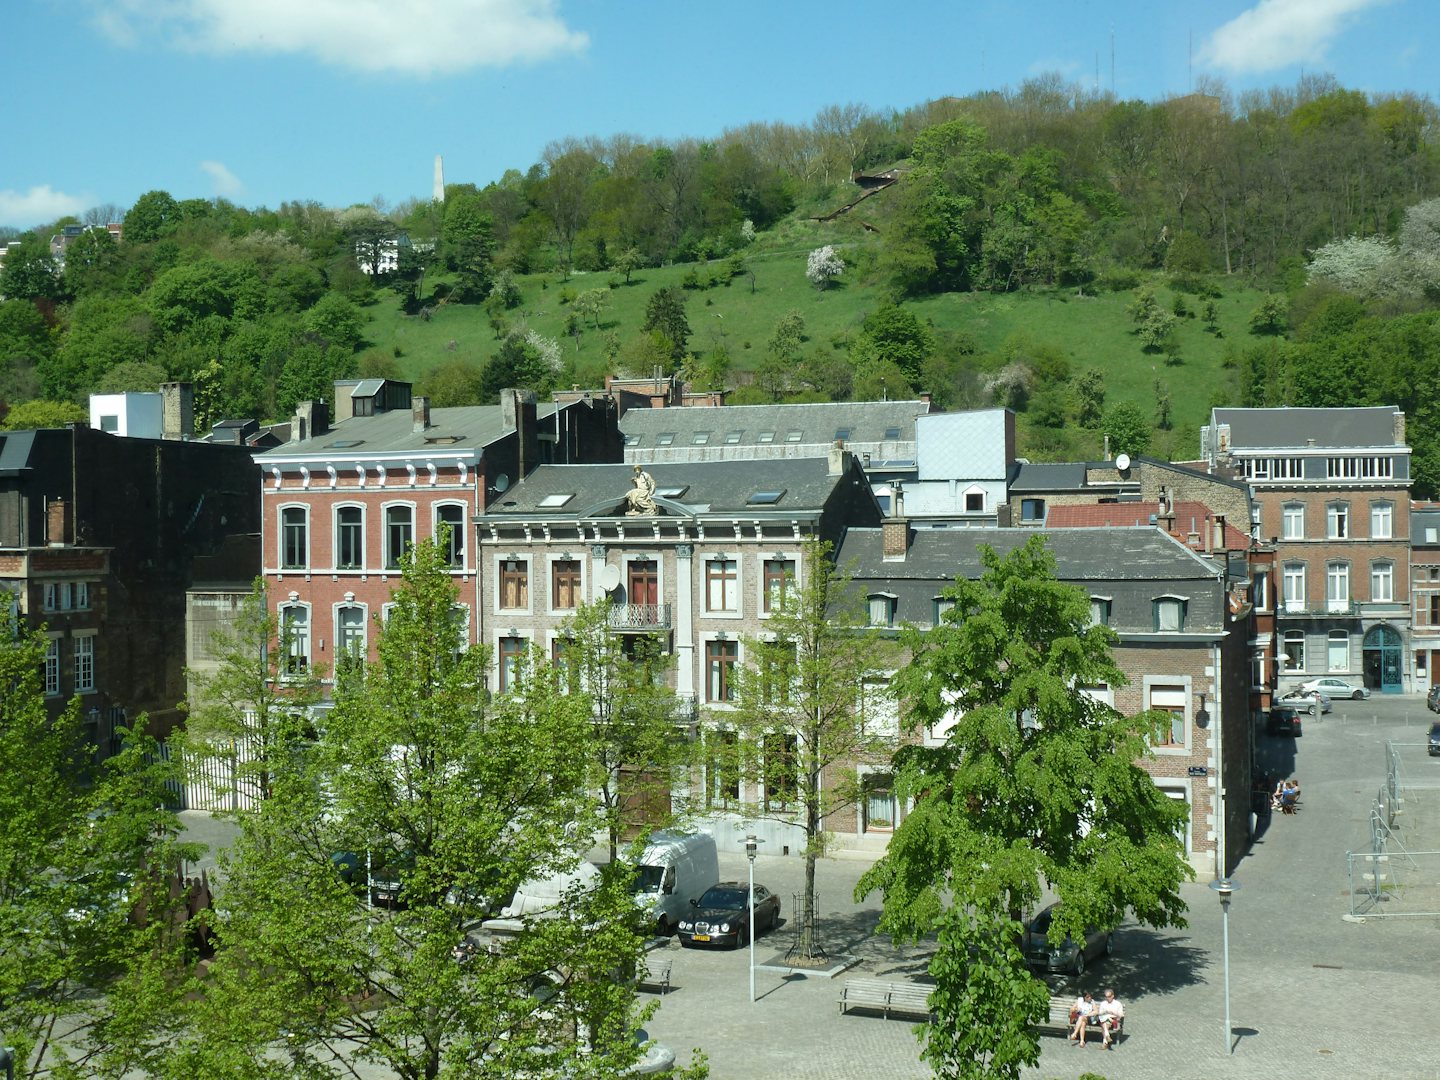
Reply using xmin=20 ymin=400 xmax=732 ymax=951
xmin=4 ymin=376 xmax=1419 ymax=880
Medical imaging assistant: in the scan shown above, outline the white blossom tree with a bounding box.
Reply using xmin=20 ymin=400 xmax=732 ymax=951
xmin=805 ymin=245 xmax=845 ymax=290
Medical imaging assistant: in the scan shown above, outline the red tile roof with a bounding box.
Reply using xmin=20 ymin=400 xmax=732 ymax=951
xmin=1045 ymin=501 xmax=1250 ymax=549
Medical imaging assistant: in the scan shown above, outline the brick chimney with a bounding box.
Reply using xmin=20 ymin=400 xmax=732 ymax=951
xmin=160 ymin=381 xmax=193 ymax=440
xmin=1395 ymin=409 xmax=1407 ymax=446
xmin=46 ymin=497 xmax=69 ymax=545
xmin=882 ymin=484 xmax=910 ymax=561
xmin=412 ymin=395 xmax=431 ymax=433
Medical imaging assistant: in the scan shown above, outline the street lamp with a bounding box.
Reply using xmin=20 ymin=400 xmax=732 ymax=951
xmin=745 ymin=834 xmax=764 ymax=1003
xmin=1 ymin=1044 xmax=14 ymax=1080
xmin=1209 ymin=876 xmax=1239 ymax=1054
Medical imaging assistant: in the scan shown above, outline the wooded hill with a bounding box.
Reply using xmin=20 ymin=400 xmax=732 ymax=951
xmin=4 ymin=74 xmax=1440 ymax=492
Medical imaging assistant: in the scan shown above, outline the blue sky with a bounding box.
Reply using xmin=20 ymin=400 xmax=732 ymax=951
xmin=4 ymin=0 xmax=1434 ymax=229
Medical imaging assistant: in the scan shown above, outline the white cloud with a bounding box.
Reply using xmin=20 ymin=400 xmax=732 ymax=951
xmin=1199 ymin=0 xmax=1388 ymax=75
xmin=87 ymin=0 xmax=589 ymax=76
xmin=0 ymin=185 xmax=91 ymax=229
xmin=200 ymin=160 xmax=244 ymax=198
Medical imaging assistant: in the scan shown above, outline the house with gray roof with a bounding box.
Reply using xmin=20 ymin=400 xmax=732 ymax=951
xmin=1410 ymin=504 xmax=1440 ymax=693
xmin=835 ymin=515 xmax=1252 ymax=877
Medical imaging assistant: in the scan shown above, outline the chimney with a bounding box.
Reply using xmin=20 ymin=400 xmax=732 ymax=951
xmin=1187 ymin=517 xmax=1202 ymax=548
xmin=160 ymin=381 xmax=194 ymax=440
xmin=882 ymin=483 xmax=910 ymax=560
xmin=46 ymin=498 xmax=70 ymax=545
xmin=293 ymin=401 xmax=329 ymax=443
xmin=1395 ymin=409 xmax=1407 ymax=446
xmin=828 ymin=439 xmax=849 ymax=476
xmin=412 ymin=396 xmax=431 ymax=433
xmin=1212 ymin=514 xmax=1227 ymax=552
xmin=501 ymin=388 xmax=539 ymax=479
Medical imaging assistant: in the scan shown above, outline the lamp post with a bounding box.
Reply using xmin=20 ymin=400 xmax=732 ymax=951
xmin=745 ymin=834 xmax=763 ymax=1002
xmin=1 ymin=1043 xmax=14 ymax=1080
xmin=1209 ymin=877 xmax=1238 ymax=1053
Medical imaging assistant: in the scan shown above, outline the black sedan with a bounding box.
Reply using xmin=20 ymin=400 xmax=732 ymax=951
xmin=1022 ymin=904 xmax=1112 ymax=976
xmin=676 ymin=882 xmax=781 ymax=948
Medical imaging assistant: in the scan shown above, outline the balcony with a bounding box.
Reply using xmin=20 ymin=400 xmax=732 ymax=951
xmin=608 ymin=603 xmax=673 ymax=632
xmin=1280 ymin=600 xmax=1358 ymax=618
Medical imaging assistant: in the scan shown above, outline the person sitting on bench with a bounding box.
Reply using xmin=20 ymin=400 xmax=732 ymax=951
xmin=1068 ymin=991 xmax=1095 ymax=1045
xmin=1280 ymin=779 xmax=1300 ymax=812
xmin=1097 ymin=987 xmax=1125 ymax=1049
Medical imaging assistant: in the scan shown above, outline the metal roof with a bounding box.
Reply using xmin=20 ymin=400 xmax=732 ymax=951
xmin=257 ymin=402 xmax=560 ymax=460
xmin=1211 ymin=406 xmax=1404 ymax=450
xmin=620 ymin=400 xmax=929 ymax=450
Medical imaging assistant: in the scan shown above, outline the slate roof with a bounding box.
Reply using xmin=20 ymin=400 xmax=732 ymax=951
xmin=619 ymin=400 xmax=929 ymax=450
xmin=1211 ymin=406 xmax=1404 ymax=450
xmin=1008 ymin=462 xmax=1088 ymax=493
xmin=258 ymin=402 xmax=559 ymax=459
xmin=480 ymin=458 xmax=850 ymax=518
xmin=1046 ymin=501 xmax=1250 ymax=549
xmin=0 ymin=430 xmax=38 ymax=474
xmin=1412 ymin=506 xmax=1440 ymax=547
xmin=836 ymin=526 xmax=1222 ymax=583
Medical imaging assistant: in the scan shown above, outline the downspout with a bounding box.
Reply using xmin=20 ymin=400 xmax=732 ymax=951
xmin=1212 ymin=637 xmax=1225 ymax=879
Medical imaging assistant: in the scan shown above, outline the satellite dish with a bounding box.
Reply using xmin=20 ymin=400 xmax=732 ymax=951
xmin=1115 ymin=453 xmax=1131 ymax=472
xmin=492 ymin=473 xmax=510 ymax=493
xmin=597 ymin=564 xmax=622 ymax=593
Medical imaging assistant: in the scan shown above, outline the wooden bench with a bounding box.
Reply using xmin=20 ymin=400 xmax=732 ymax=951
xmin=639 ymin=955 xmax=673 ymax=995
xmin=1038 ymin=996 xmax=1128 ymax=1044
xmin=838 ymin=977 xmax=933 ymax=1020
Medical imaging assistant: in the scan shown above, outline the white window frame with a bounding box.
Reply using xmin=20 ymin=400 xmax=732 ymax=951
xmin=1281 ymin=629 xmax=1307 ymax=673
xmin=962 ymin=485 xmax=985 ymax=513
xmin=73 ymin=632 xmax=95 ymax=693
xmin=703 ymin=635 xmax=741 ymax=705
xmin=1156 ymin=783 xmax=1192 ymax=857
xmin=858 ymin=765 xmax=901 ymax=834
xmin=1142 ymin=676 xmax=1191 ymax=755
xmin=335 ymin=602 xmax=368 ymax=663
xmin=279 ymin=602 xmax=311 ymax=676
xmin=1371 ymin=560 xmax=1395 ymax=603
xmin=1281 ymin=503 xmax=1305 ymax=540
xmin=1327 ymin=629 xmax=1350 ymax=673
xmin=433 ymin=501 xmax=467 ymax=569
xmin=1283 ymin=562 xmax=1306 ymax=612
xmin=1327 ymin=502 xmax=1349 ymax=540
xmin=703 ymin=555 xmax=742 ymax=618
xmin=1326 ymin=562 xmax=1350 ymax=611
xmin=383 ymin=502 xmax=416 ymax=570
xmin=1253 ymin=570 xmax=1270 ymax=612
xmin=44 ymin=635 xmax=60 ymax=696
xmin=1371 ymin=501 xmax=1394 ymax=540
xmin=495 ymin=633 xmax=529 ymax=693
xmin=546 ymin=554 xmax=585 ymax=615
xmin=334 ymin=503 xmax=366 ymax=571
xmin=279 ymin=503 xmax=310 ymax=571
xmin=495 ymin=555 xmax=533 ymax=614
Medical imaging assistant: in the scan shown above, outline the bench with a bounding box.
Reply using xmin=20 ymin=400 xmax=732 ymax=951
xmin=639 ymin=955 xmax=673 ymax=995
xmin=838 ymin=977 xmax=933 ymax=1020
xmin=1038 ymin=996 xmax=1128 ymax=1044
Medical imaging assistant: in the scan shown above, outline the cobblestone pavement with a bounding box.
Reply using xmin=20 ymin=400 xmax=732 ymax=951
xmin=642 ymin=695 xmax=1440 ymax=1080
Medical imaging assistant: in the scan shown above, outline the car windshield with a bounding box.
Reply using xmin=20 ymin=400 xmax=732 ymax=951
xmin=698 ymin=887 xmax=748 ymax=909
xmin=630 ymin=865 xmax=667 ymax=894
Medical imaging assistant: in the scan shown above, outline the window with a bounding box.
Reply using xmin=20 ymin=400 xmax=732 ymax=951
xmin=281 ymin=507 xmax=308 ymax=569
xmin=760 ymin=643 xmax=797 ymax=706
xmin=868 ymin=594 xmax=895 ymax=627
xmin=1253 ymin=570 xmax=1270 ymax=611
xmin=498 ymin=636 xmax=526 ymax=692
xmin=860 ymin=679 xmax=899 ymax=738
xmin=1371 ymin=501 xmax=1394 ymax=540
xmin=655 ymin=432 xmax=676 ymax=446
xmin=1327 ymin=629 xmax=1349 ymax=673
xmin=834 ymin=427 xmax=851 ymax=442
xmin=705 ymin=558 xmax=739 ymax=613
xmin=863 ymin=772 xmax=897 ymax=832
xmin=280 ymin=605 xmax=310 ymax=675
xmin=1281 ymin=503 xmax=1305 ymax=540
xmin=1283 ymin=562 xmax=1306 ymax=611
xmin=628 ymin=559 xmax=659 ymax=605
xmin=73 ymin=635 xmax=94 ymax=693
xmin=1090 ymin=597 xmax=1111 ymax=626
xmin=1148 ymin=684 xmax=1186 ymax=747
xmin=1372 ymin=561 xmax=1395 ymax=603
xmin=337 ymin=605 xmax=366 ymax=661
xmin=757 ymin=431 xmax=776 ymax=444
xmin=706 ymin=639 xmax=738 ymax=702
xmin=1327 ymin=503 xmax=1349 ymax=539
xmin=691 ymin=431 xmax=711 ymax=445
xmin=384 ymin=505 xmax=413 ymax=569
xmin=1327 ymin=562 xmax=1350 ymax=610
xmin=551 ymin=636 xmax=580 ymax=694
xmin=706 ymin=730 xmax=739 ymax=808
xmin=785 ymin=430 xmax=803 ymax=443
xmin=934 ymin=597 xmax=956 ymax=625
xmin=336 ymin=506 xmax=363 ymax=569
xmin=1251 ymin=650 xmax=1266 ymax=690
xmin=762 ymin=558 xmax=795 ymax=614
xmin=964 ymin=490 xmax=984 ymax=512
xmin=1020 ymin=498 xmax=1046 ymax=524
xmin=551 ymin=560 xmax=582 ymax=610
xmin=1282 ymin=630 xmax=1307 ymax=673
xmin=435 ymin=504 xmax=465 ymax=567
xmin=1153 ymin=597 xmax=1186 ymax=632
xmin=1328 ymin=455 xmax=1393 ymax=480
xmin=42 ymin=582 xmax=90 ymax=612
xmin=763 ymin=733 xmax=798 ymax=810
xmin=43 ymin=638 xmax=59 ymax=695
xmin=724 ymin=430 xmax=743 ymax=444
xmin=499 ymin=559 xmax=529 ymax=609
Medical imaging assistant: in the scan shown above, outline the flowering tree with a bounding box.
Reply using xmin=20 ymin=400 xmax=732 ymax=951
xmin=805 ymin=245 xmax=845 ymax=289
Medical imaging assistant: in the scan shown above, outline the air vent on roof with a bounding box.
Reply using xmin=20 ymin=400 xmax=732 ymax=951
xmin=747 ymin=490 xmax=786 ymax=505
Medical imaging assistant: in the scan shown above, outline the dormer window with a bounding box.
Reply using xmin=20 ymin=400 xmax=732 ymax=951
xmin=1090 ymin=596 xmax=1112 ymax=627
xmin=1153 ymin=595 xmax=1188 ymax=632
xmin=868 ymin=593 xmax=897 ymax=627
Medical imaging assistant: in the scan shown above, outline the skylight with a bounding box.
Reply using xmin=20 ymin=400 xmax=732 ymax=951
xmin=692 ymin=431 xmax=712 ymax=445
xmin=539 ymin=493 xmax=575 ymax=508
xmin=624 ymin=434 xmax=641 ymax=446
xmin=758 ymin=431 xmax=776 ymax=444
xmin=747 ymin=490 xmax=786 ymax=505
xmin=785 ymin=430 xmax=803 ymax=443
xmin=725 ymin=430 xmax=743 ymax=444
xmin=658 ymin=485 xmax=689 ymax=499
xmin=834 ymin=428 xmax=851 ymax=441
xmin=656 ymin=432 xmax=677 ymax=446
xmin=884 ymin=426 xmax=902 ymax=440
xmin=325 ymin=439 xmax=364 ymax=449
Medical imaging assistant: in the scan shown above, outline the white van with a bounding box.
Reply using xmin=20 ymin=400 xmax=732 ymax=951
xmin=479 ymin=861 xmax=601 ymax=944
xmin=631 ymin=831 xmax=719 ymax=936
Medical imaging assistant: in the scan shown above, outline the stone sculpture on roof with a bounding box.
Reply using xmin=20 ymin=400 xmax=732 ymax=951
xmin=625 ymin=463 xmax=658 ymax=516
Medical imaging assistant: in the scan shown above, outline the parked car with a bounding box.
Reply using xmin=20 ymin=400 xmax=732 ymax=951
xmin=1297 ymin=677 xmax=1370 ymax=700
xmin=1427 ymin=685 xmax=1440 ymax=713
xmin=1279 ymin=689 xmax=1331 ymax=715
xmin=1266 ymin=706 xmax=1304 ymax=737
xmin=676 ymin=881 xmax=781 ymax=948
xmin=1429 ymin=722 xmax=1440 ymax=757
xmin=1021 ymin=904 xmax=1112 ymax=977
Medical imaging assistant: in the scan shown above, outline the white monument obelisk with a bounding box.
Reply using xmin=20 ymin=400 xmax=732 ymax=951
xmin=433 ymin=155 xmax=445 ymax=203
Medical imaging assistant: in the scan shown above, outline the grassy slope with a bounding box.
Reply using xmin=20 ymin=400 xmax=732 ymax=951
xmin=361 ymin=190 xmax=1267 ymax=461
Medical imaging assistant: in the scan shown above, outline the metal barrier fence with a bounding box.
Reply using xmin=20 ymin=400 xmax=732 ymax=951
xmin=1347 ymin=740 xmax=1440 ymax=918
xmin=175 ymin=737 xmax=261 ymax=813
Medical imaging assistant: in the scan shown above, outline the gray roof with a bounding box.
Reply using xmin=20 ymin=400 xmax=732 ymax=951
xmin=0 ymin=430 xmax=38 ymax=473
xmin=481 ymin=458 xmax=849 ymax=518
xmin=837 ymin=526 xmax=1222 ymax=583
xmin=1008 ymin=463 xmax=1089 ymax=493
xmin=1412 ymin=508 xmax=1440 ymax=547
xmin=1211 ymin=406 xmax=1403 ymax=450
xmin=620 ymin=400 xmax=929 ymax=450
xmin=257 ymin=402 xmax=558 ymax=459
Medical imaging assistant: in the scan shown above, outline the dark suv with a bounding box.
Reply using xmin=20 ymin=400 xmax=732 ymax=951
xmin=1428 ymin=686 xmax=1440 ymax=714
xmin=1429 ymin=722 xmax=1440 ymax=757
xmin=1266 ymin=706 xmax=1303 ymax=737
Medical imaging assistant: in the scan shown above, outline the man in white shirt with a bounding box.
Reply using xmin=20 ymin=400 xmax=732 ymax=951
xmin=1097 ymin=987 xmax=1125 ymax=1048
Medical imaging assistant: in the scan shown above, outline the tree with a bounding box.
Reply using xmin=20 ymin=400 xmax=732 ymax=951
xmin=122 ymin=190 xmax=180 ymax=243
xmin=859 ymin=304 xmax=935 ymax=385
xmin=856 ymin=537 xmax=1191 ymax=1080
xmin=557 ymin=601 xmax=691 ymax=866
xmin=805 ymin=245 xmax=845 ymax=289
xmin=641 ymin=286 xmax=691 ymax=367
xmin=0 ymin=238 xmax=62 ymax=302
xmin=417 ymin=356 xmax=485 ymax=406
xmin=1071 ymin=368 xmax=1105 ymax=427
xmin=180 ymin=579 xmax=322 ymax=808
xmin=489 ymin=268 xmax=523 ymax=309
xmin=340 ymin=208 xmax=398 ymax=283
xmin=2 ymin=399 xmax=87 ymax=429
xmin=182 ymin=540 xmax=670 ymax=1080
xmin=1249 ymin=293 xmax=1288 ymax=335
xmin=613 ymin=247 xmax=643 ymax=285
xmin=573 ymin=287 xmax=610 ymax=330
xmin=1103 ymin=400 xmax=1152 ymax=457
xmin=727 ymin=539 xmax=896 ymax=960
xmin=442 ymin=193 xmax=496 ymax=302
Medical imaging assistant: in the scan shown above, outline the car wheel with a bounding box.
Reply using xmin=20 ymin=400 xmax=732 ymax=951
xmin=656 ymin=916 xmax=671 ymax=938
xmin=1104 ymin=933 xmax=1114 ymax=956
xmin=1072 ymin=951 xmax=1086 ymax=977
xmin=1353 ymin=690 xmax=1365 ymax=700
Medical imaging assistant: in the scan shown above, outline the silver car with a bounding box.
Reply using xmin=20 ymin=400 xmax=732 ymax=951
xmin=1280 ymin=689 xmax=1331 ymax=715
xmin=1298 ymin=677 xmax=1370 ymax=700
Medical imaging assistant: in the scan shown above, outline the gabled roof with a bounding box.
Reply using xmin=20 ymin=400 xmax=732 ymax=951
xmin=1046 ymin=501 xmax=1250 ymax=549
xmin=480 ymin=458 xmax=856 ymax=519
xmin=620 ymin=400 xmax=929 ymax=450
xmin=1211 ymin=406 xmax=1404 ymax=450
xmin=257 ymin=402 xmax=559 ymax=460
xmin=1008 ymin=462 xmax=1088 ymax=493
